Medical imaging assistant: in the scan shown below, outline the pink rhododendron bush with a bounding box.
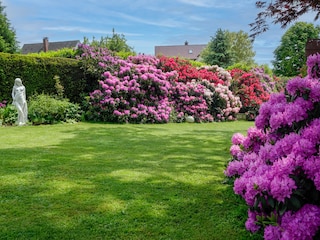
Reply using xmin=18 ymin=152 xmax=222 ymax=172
xmin=225 ymin=54 xmax=320 ymax=239
xmin=78 ymin=45 xmax=242 ymax=123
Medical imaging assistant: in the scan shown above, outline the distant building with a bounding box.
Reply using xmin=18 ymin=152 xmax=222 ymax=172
xmin=21 ymin=37 xmax=80 ymax=54
xmin=155 ymin=41 xmax=206 ymax=61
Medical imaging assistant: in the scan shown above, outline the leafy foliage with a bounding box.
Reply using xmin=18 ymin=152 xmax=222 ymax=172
xmin=0 ymin=104 xmax=17 ymax=125
xmin=28 ymin=94 xmax=81 ymax=125
xmin=226 ymin=30 xmax=256 ymax=66
xmin=0 ymin=1 xmax=18 ymax=53
xmin=25 ymin=48 xmax=77 ymax=58
xmin=250 ymin=0 xmax=320 ymax=38
xmin=273 ymin=22 xmax=320 ymax=77
xmin=200 ymin=28 xmax=232 ymax=68
xmin=0 ymin=52 xmax=86 ymax=103
xmin=83 ymin=28 xmax=135 ymax=56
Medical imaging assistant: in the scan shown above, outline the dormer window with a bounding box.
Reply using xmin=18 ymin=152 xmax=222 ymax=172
xmin=189 ymin=49 xmax=193 ymax=54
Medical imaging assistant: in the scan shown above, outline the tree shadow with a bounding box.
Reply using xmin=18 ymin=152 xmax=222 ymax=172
xmin=0 ymin=123 xmax=262 ymax=240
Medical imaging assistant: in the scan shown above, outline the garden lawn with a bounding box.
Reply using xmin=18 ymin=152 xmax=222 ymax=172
xmin=0 ymin=121 xmax=262 ymax=240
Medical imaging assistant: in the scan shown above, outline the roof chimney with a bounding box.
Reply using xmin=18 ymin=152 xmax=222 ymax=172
xmin=43 ymin=37 xmax=49 ymax=52
xmin=184 ymin=41 xmax=188 ymax=45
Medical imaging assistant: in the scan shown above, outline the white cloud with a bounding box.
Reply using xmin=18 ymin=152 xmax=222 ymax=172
xmin=177 ymin=0 xmax=255 ymax=8
xmin=43 ymin=26 xmax=142 ymax=37
xmin=189 ymin=15 xmax=206 ymax=22
xmin=177 ymin=0 xmax=212 ymax=7
xmin=113 ymin=11 xmax=184 ymax=28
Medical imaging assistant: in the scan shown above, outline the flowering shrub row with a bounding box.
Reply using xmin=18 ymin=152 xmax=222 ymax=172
xmin=225 ymin=54 xmax=320 ymax=239
xmin=78 ymin=45 xmax=242 ymax=123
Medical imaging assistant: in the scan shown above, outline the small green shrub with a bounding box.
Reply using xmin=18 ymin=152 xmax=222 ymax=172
xmin=28 ymin=94 xmax=82 ymax=125
xmin=0 ymin=105 xmax=18 ymax=126
xmin=114 ymin=50 xmax=136 ymax=59
xmin=26 ymin=48 xmax=77 ymax=58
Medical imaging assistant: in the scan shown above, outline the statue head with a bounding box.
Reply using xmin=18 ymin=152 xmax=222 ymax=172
xmin=14 ymin=78 xmax=22 ymax=86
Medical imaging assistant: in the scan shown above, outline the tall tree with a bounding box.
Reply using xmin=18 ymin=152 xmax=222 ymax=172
xmin=250 ymin=0 xmax=320 ymax=38
xmin=226 ymin=30 xmax=256 ymax=66
xmin=200 ymin=28 xmax=231 ymax=68
xmin=0 ymin=1 xmax=18 ymax=53
xmin=273 ymin=22 xmax=320 ymax=76
xmin=83 ymin=28 xmax=135 ymax=54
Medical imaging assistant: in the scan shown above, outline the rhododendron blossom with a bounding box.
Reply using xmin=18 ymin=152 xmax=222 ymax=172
xmin=225 ymin=54 xmax=320 ymax=239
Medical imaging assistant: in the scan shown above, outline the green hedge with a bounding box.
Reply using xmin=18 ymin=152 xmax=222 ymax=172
xmin=0 ymin=53 xmax=89 ymax=103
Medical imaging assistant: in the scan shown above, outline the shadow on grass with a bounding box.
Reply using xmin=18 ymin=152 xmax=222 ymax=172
xmin=0 ymin=123 xmax=262 ymax=240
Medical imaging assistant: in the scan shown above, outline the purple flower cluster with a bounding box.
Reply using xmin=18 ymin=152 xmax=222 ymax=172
xmin=264 ymin=204 xmax=320 ymax=240
xmin=89 ymin=55 xmax=175 ymax=123
xmin=225 ymin=53 xmax=320 ymax=239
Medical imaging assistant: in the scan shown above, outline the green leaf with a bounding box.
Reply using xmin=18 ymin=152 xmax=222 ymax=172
xmin=267 ymin=196 xmax=275 ymax=208
xmin=289 ymin=196 xmax=301 ymax=210
xmin=261 ymin=196 xmax=268 ymax=211
xmin=279 ymin=204 xmax=287 ymax=216
xmin=253 ymin=198 xmax=260 ymax=210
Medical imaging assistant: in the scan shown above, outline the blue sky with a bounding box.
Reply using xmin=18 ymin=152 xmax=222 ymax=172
xmin=2 ymin=0 xmax=318 ymax=67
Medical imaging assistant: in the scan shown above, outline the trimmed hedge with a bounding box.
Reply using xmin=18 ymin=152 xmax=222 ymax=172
xmin=0 ymin=53 xmax=88 ymax=103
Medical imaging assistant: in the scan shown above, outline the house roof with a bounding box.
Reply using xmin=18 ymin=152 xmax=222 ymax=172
xmin=21 ymin=40 xmax=80 ymax=54
xmin=155 ymin=43 xmax=207 ymax=60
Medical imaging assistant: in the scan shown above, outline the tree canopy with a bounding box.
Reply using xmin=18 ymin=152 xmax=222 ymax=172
xmin=226 ymin=30 xmax=256 ymax=66
xmin=83 ymin=28 xmax=135 ymax=57
xmin=273 ymin=22 xmax=320 ymax=76
xmin=201 ymin=29 xmax=255 ymax=68
xmin=250 ymin=0 xmax=320 ymax=38
xmin=200 ymin=28 xmax=232 ymax=68
xmin=0 ymin=1 xmax=18 ymax=53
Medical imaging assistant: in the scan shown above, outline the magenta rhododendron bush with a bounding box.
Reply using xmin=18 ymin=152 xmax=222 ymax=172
xmin=78 ymin=45 xmax=242 ymax=123
xmin=225 ymin=54 xmax=320 ymax=239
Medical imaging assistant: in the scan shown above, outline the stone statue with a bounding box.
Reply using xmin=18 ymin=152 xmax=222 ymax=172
xmin=12 ymin=78 xmax=28 ymax=126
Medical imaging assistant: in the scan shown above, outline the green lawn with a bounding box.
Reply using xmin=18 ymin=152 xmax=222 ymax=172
xmin=0 ymin=121 xmax=262 ymax=240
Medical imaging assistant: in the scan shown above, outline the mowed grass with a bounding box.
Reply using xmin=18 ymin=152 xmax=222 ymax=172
xmin=0 ymin=121 xmax=262 ymax=240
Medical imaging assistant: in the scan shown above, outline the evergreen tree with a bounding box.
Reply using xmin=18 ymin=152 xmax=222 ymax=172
xmin=200 ymin=28 xmax=231 ymax=68
xmin=0 ymin=1 xmax=18 ymax=53
xmin=273 ymin=22 xmax=320 ymax=76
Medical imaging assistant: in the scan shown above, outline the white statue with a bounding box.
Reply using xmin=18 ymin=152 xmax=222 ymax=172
xmin=12 ymin=78 xmax=28 ymax=126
